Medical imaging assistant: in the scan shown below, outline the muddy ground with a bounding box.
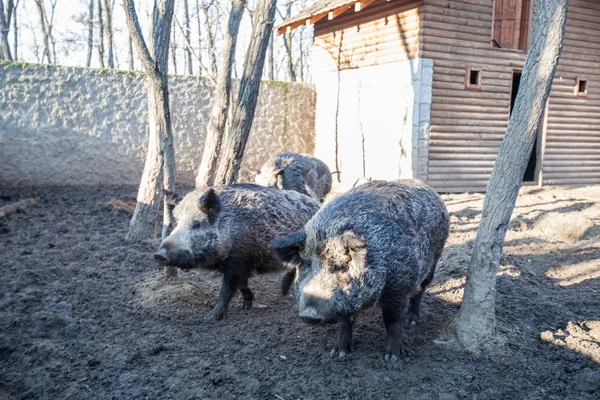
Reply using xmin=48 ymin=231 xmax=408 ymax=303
xmin=0 ymin=184 xmax=599 ymax=399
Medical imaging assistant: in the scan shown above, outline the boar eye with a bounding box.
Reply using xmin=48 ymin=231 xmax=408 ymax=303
xmin=191 ymin=221 xmax=202 ymax=230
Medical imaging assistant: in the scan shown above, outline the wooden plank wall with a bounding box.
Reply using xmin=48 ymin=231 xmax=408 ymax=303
xmin=543 ymin=1 xmax=600 ymax=186
xmin=421 ymin=0 xmax=600 ymax=192
xmin=313 ymin=0 xmax=424 ymax=71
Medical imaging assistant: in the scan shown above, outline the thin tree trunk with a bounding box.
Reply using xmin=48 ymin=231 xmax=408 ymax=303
xmin=195 ymin=0 xmax=202 ymax=75
xmin=170 ymin=26 xmax=177 ymax=74
xmin=201 ymin=0 xmax=218 ymax=77
xmin=0 ymin=0 xmax=12 ymax=60
xmin=34 ymin=0 xmax=51 ymax=64
xmin=282 ymin=31 xmax=295 ymax=82
xmin=97 ymin=0 xmax=104 ymax=67
xmin=215 ymin=0 xmax=278 ymax=185
xmin=104 ymin=0 xmax=114 ymax=68
xmin=450 ymin=0 xmax=568 ymax=354
xmin=128 ymin=32 xmax=134 ymax=69
xmin=47 ymin=0 xmax=56 ymax=64
xmin=123 ymin=0 xmax=177 ymax=280
xmin=11 ymin=0 xmax=16 ymax=60
xmin=183 ymin=0 xmax=192 ymax=74
xmin=195 ymin=0 xmax=246 ymax=188
xmin=267 ymin=26 xmax=274 ymax=80
xmin=86 ymin=0 xmax=94 ymax=67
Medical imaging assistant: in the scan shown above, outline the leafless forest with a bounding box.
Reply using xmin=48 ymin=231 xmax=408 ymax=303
xmin=0 ymin=0 xmax=313 ymax=82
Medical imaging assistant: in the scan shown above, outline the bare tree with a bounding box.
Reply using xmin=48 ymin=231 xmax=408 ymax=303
xmin=0 ymin=0 xmax=13 ymax=60
xmin=103 ymin=0 xmax=114 ymax=68
xmin=448 ymin=0 xmax=568 ymax=354
xmin=201 ymin=0 xmax=218 ymax=76
xmin=128 ymin=32 xmax=134 ymax=69
xmin=215 ymin=0 xmax=278 ymax=184
xmin=86 ymin=0 xmax=94 ymax=67
xmin=182 ymin=0 xmax=192 ymax=74
xmin=195 ymin=0 xmax=202 ymax=74
xmin=33 ymin=0 xmax=54 ymax=64
xmin=195 ymin=0 xmax=246 ymax=188
xmin=267 ymin=27 xmax=274 ymax=80
xmin=97 ymin=0 xmax=105 ymax=67
xmin=123 ymin=0 xmax=177 ymax=275
xmin=278 ymin=1 xmax=296 ymax=82
xmin=11 ymin=0 xmax=18 ymax=60
xmin=171 ymin=21 xmax=179 ymax=73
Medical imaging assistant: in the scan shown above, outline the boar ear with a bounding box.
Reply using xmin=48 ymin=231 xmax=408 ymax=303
xmin=163 ymin=189 xmax=182 ymax=207
xmin=269 ymin=231 xmax=306 ymax=264
xmin=199 ymin=188 xmax=221 ymax=224
xmin=326 ymin=231 xmax=367 ymax=276
xmin=274 ymin=168 xmax=285 ymax=189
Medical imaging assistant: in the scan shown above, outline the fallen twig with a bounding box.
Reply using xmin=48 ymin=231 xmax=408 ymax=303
xmin=0 ymin=198 xmax=38 ymax=219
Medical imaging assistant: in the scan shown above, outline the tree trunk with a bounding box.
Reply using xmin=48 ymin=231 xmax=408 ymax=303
xmin=86 ymin=0 xmax=93 ymax=67
xmin=267 ymin=27 xmax=274 ymax=80
xmin=201 ymin=0 xmax=218 ymax=77
xmin=195 ymin=0 xmax=246 ymax=188
xmin=128 ymin=32 xmax=134 ymax=69
xmin=170 ymin=26 xmax=177 ymax=74
xmin=195 ymin=0 xmax=202 ymax=75
xmin=0 ymin=0 xmax=13 ymax=60
xmin=103 ymin=0 xmax=114 ymax=68
xmin=450 ymin=0 xmax=568 ymax=354
xmin=12 ymin=0 xmax=17 ymax=60
xmin=123 ymin=0 xmax=177 ymax=275
xmin=214 ymin=0 xmax=277 ymax=185
xmin=183 ymin=0 xmax=192 ymax=74
xmin=97 ymin=0 xmax=104 ymax=67
xmin=282 ymin=31 xmax=296 ymax=82
xmin=34 ymin=0 xmax=51 ymax=64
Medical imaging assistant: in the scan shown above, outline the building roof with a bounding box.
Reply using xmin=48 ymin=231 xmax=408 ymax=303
xmin=276 ymin=0 xmax=378 ymax=34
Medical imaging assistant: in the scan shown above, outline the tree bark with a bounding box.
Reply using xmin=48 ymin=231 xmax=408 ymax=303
xmin=12 ymin=0 xmax=17 ymax=60
xmin=214 ymin=0 xmax=277 ymax=185
xmin=123 ymin=0 xmax=177 ymax=276
xmin=128 ymin=32 xmax=134 ymax=69
xmin=97 ymin=0 xmax=104 ymax=67
xmin=267 ymin=26 xmax=274 ymax=80
xmin=195 ymin=0 xmax=246 ymax=188
xmin=170 ymin=26 xmax=177 ymax=74
xmin=201 ymin=0 xmax=218 ymax=77
xmin=86 ymin=0 xmax=94 ymax=67
xmin=103 ymin=0 xmax=114 ymax=68
xmin=195 ymin=0 xmax=202 ymax=75
xmin=450 ymin=0 xmax=568 ymax=354
xmin=34 ymin=0 xmax=52 ymax=64
xmin=183 ymin=0 xmax=192 ymax=74
xmin=0 ymin=0 xmax=12 ymax=60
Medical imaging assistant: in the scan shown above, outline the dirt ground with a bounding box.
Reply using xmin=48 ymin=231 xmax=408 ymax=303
xmin=0 ymin=184 xmax=599 ymax=400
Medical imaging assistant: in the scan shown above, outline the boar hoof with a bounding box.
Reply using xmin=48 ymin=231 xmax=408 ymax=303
xmin=330 ymin=346 xmax=351 ymax=359
xmin=405 ymin=312 xmax=419 ymax=327
xmin=242 ymin=298 xmax=253 ymax=310
xmin=206 ymin=308 xmax=227 ymax=321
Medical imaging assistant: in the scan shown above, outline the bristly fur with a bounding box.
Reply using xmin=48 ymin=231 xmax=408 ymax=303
xmin=255 ymin=152 xmax=332 ymax=202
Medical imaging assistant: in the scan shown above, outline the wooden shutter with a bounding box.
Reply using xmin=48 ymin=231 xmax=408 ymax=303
xmin=493 ymin=0 xmax=523 ymax=49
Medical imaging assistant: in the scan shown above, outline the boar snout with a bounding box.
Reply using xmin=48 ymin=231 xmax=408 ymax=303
xmin=154 ymin=248 xmax=170 ymax=265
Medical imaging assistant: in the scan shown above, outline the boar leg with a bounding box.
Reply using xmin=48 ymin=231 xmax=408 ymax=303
xmin=281 ymin=268 xmax=296 ymax=296
xmin=382 ymin=299 xmax=408 ymax=363
xmin=407 ymin=261 xmax=438 ymax=326
xmin=239 ymin=281 xmax=254 ymax=310
xmin=211 ymin=260 xmax=250 ymax=320
xmin=330 ymin=314 xmax=355 ymax=359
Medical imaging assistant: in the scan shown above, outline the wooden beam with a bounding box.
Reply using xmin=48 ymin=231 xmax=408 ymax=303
xmin=355 ymin=0 xmax=377 ymax=12
xmin=328 ymin=4 xmax=352 ymax=20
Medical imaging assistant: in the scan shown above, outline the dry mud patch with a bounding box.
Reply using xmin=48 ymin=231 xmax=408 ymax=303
xmin=0 ymin=185 xmax=598 ymax=399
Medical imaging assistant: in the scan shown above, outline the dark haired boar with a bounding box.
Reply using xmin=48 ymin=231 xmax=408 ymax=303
xmin=269 ymin=180 xmax=449 ymax=362
xmin=154 ymin=184 xmax=320 ymax=320
xmin=255 ymin=152 xmax=332 ymax=202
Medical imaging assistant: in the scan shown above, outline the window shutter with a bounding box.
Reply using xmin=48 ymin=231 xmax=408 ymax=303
xmin=493 ymin=0 xmax=523 ymax=49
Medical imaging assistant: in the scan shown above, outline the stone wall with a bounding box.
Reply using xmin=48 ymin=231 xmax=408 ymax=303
xmin=0 ymin=62 xmax=316 ymax=187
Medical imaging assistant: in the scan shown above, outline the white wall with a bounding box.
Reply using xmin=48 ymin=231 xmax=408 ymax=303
xmin=312 ymin=47 xmax=433 ymax=185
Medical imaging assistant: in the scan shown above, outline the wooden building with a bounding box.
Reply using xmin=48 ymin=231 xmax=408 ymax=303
xmin=278 ymin=0 xmax=600 ymax=192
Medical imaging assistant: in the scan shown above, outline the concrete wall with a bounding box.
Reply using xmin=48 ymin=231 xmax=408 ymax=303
xmin=0 ymin=62 xmax=316 ymax=187
xmin=312 ymin=47 xmax=433 ymax=185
